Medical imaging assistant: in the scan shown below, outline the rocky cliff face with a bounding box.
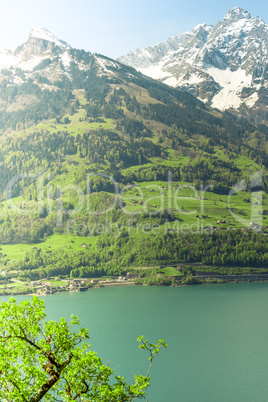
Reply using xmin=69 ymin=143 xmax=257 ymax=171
xmin=118 ymin=7 xmax=268 ymax=124
xmin=0 ymin=26 xmax=124 ymax=82
xmin=0 ymin=27 xmax=70 ymax=71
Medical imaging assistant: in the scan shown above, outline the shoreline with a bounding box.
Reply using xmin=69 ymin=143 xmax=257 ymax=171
xmin=2 ymin=277 xmax=268 ymax=297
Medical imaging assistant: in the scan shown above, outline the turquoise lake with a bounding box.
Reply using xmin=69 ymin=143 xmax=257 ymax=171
xmin=3 ymin=283 xmax=268 ymax=401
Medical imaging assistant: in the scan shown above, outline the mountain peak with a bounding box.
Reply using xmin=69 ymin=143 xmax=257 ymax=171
xmin=29 ymin=26 xmax=69 ymax=48
xmin=118 ymin=7 xmax=268 ymax=124
xmin=193 ymin=22 xmax=213 ymax=32
xmin=223 ymin=7 xmax=251 ymax=23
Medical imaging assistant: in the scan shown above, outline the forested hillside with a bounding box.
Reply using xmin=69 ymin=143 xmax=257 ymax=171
xmin=0 ymin=41 xmax=267 ymax=286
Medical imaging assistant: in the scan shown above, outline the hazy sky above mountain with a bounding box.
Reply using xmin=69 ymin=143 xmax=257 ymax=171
xmin=0 ymin=0 xmax=267 ymax=58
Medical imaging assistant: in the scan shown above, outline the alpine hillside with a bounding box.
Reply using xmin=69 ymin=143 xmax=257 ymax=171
xmin=118 ymin=7 xmax=268 ymax=125
xmin=0 ymin=26 xmax=267 ymax=290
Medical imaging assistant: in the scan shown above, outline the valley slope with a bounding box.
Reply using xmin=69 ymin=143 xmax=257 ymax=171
xmin=0 ymin=27 xmax=267 ymax=292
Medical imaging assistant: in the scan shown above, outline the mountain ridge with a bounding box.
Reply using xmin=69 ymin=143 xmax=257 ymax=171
xmin=118 ymin=7 xmax=268 ymax=125
xmin=0 ymin=26 xmax=71 ymax=71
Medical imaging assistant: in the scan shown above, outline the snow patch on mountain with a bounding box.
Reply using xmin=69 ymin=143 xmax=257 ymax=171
xmin=244 ymin=92 xmax=259 ymax=107
xmin=19 ymin=56 xmax=48 ymax=71
xmin=180 ymin=73 xmax=205 ymax=86
xmin=61 ymin=51 xmax=72 ymax=68
xmin=208 ymin=67 xmax=253 ymax=110
xmin=30 ymin=27 xmax=69 ymax=48
xmin=118 ymin=7 xmax=268 ymax=121
xmin=96 ymin=57 xmax=120 ymax=76
xmin=140 ymin=63 xmax=172 ymax=81
xmin=0 ymin=47 xmax=16 ymax=69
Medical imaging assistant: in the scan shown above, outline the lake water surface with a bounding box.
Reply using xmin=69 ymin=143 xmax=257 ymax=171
xmin=3 ymin=283 xmax=268 ymax=401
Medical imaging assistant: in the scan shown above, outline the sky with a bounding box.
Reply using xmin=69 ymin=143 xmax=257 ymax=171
xmin=0 ymin=0 xmax=267 ymax=59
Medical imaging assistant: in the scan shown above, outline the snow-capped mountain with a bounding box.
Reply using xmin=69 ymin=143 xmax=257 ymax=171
xmin=118 ymin=7 xmax=268 ymax=124
xmin=0 ymin=27 xmax=70 ymax=71
xmin=0 ymin=26 xmax=122 ymax=85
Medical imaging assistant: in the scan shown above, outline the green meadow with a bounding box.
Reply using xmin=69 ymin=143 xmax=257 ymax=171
xmin=161 ymin=267 xmax=183 ymax=276
xmin=1 ymin=234 xmax=98 ymax=262
xmin=1 ymin=177 xmax=266 ymax=264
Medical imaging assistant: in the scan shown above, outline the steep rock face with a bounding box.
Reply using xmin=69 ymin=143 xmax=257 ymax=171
xmin=20 ymin=27 xmax=69 ymax=58
xmin=0 ymin=27 xmax=126 ymax=115
xmin=0 ymin=27 xmax=70 ymax=71
xmin=0 ymin=26 xmax=123 ymax=79
xmin=118 ymin=7 xmax=268 ymax=124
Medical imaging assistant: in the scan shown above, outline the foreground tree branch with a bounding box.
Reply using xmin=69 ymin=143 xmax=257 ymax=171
xmin=0 ymin=297 xmax=166 ymax=401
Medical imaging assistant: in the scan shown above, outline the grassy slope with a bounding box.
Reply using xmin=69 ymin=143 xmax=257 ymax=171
xmin=1 ymin=234 xmax=98 ymax=261
xmin=1 ymin=183 xmax=266 ymax=264
xmin=0 ymin=84 xmax=267 ymax=270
